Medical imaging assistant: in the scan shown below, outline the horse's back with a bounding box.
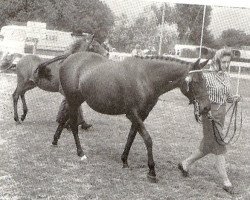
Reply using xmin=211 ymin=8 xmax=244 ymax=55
xmin=64 ymin=53 xmax=154 ymax=114
xmin=16 ymin=55 xmax=43 ymax=81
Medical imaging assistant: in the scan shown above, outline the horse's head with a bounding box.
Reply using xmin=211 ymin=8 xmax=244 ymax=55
xmin=0 ymin=52 xmax=15 ymax=71
xmin=180 ymin=58 xmax=211 ymax=121
xmin=85 ymin=34 xmax=109 ymax=58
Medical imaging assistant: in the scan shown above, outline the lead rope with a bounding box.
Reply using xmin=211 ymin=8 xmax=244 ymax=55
xmin=210 ymin=101 xmax=243 ymax=145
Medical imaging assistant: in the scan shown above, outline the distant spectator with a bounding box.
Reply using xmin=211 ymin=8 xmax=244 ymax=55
xmin=102 ymin=39 xmax=111 ymax=52
xmin=131 ymin=44 xmax=144 ymax=57
xmin=176 ymin=49 xmax=180 ymax=56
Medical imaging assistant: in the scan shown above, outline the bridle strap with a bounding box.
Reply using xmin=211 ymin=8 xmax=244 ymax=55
xmin=188 ymin=69 xmax=214 ymax=74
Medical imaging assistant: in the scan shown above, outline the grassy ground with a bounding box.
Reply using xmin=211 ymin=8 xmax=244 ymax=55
xmin=0 ymin=73 xmax=250 ymax=200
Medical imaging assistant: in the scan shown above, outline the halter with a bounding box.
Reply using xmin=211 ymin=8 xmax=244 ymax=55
xmin=187 ymin=80 xmax=209 ymax=123
xmin=184 ymin=69 xmax=210 ymax=123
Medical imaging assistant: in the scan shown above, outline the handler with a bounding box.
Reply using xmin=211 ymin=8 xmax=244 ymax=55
xmin=178 ymin=48 xmax=242 ymax=194
xmin=56 ymin=98 xmax=92 ymax=130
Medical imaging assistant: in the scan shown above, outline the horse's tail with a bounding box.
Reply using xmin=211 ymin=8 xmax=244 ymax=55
xmin=35 ymin=54 xmax=69 ymax=80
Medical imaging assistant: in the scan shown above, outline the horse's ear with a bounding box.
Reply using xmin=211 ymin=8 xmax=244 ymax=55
xmin=192 ymin=58 xmax=201 ymax=70
xmin=89 ymin=34 xmax=95 ymax=43
xmin=198 ymin=59 xmax=209 ymax=69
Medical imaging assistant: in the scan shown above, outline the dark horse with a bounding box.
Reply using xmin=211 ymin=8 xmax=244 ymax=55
xmin=35 ymin=53 xmax=211 ymax=182
xmin=9 ymin=36 xmax=109 ymax=124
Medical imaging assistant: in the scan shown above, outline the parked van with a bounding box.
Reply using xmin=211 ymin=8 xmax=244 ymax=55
xmin=0 ymin=21 xmax=86 ymax=64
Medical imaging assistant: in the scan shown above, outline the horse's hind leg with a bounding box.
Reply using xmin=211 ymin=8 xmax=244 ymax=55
xmin=20 ymin=94 xmax=28 ymax=121
xmin=12 ymin=79 xmax=35 ymax=124
xmin=52 ymin=120 xmax=67 ymax=145
xmin=77 ymin=106 xmax=92 ymax=130
xmin=12 ymin=88 xmax=21 ymax=124
xmin=53 ymin=99 xmax=70 ymax=144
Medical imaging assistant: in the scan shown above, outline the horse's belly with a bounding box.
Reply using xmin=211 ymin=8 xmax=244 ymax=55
xmin=86 ymin=98 xmax=126 ymax=115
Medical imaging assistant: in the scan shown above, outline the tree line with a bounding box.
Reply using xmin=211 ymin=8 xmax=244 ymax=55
xmin=0 ymin=0 xmax=249 ymax=53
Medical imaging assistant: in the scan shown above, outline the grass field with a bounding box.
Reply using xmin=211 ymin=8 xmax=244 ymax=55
xmin=0 ymin=73 xmax=250 ymax=200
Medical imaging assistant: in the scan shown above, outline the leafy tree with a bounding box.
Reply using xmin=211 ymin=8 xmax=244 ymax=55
xmin=109 ymin=14 xmax=134 ymax=52
xmin=109 ymin=6 xmax=178 ymax=54
xmin=146 ymin=3 xmax=216 ymax=49
xmin=217 ymin=28 xmax=249 ymax=48
xmin=130 ymin=11 xmax=158 ymax=50
xmin=0 ymin=0 xmax=114 ymax=43
xmin=150 ymin=3 xmax=176 ymax=25
xmin=174 ymin=4 xmax=214 ymax=47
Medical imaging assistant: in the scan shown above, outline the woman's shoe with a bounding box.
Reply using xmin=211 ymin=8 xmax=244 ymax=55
xmin=178 ymin=163 xmax=189 ymax=177
xmin=81 ymin=122 xmax=92 ymax=130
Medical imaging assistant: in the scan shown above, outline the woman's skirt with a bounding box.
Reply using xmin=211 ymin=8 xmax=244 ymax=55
xmin=199 ymin=103 xmax=227 ymax=155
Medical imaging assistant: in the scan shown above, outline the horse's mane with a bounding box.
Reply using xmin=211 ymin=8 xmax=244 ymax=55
xmin=67 ymin=39 xmax=87 ymax=54
xmin=135 ymin=55 xmax=191 ymax=66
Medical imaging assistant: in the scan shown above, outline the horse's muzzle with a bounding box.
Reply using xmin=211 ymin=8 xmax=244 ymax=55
xmin=201 ymin=105 xmax=211 ymax=115
xmin=106 ymin=52 xmax=110 ymax=58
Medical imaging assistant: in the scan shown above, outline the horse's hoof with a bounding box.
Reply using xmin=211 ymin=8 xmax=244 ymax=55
xmin=52 ymin=141 xmax=58 ymax=146
xmin=223 ymin=186 xmax=235 ymax=195
xmin=15 ymin=121 xmax=21 ymax=125
xmin=81 ymin=123 xmax=92 ymax=130
xmin=147 ymin=174 xmax=158 ymax=183
xmin=21 ymin=115 xmax=26 ymax=121
xmin=122 ymin=163 xmax=129 ymax=168
xmin=178 ymin=163 xmax=189 ymax=177
xmin=80 ymin=155 xmax=87 ymax=161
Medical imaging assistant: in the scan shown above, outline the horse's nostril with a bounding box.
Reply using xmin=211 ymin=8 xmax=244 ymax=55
xmin=203 ymin=106 xmax=211 ymax=113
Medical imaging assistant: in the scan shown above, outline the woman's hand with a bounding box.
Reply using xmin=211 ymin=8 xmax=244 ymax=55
xmin=232 ymin=95 xmax=242 ymax=102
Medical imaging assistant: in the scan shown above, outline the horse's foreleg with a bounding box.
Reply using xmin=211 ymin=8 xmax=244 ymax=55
xmin=20 ymin=94 xmax=28 ymax=121
xmin=121 ymin=123 xmax=137 ymax=168
xmin=69 ymin=105 xmax=86 ymax=159
xmin=128 ymin=109 xmax=156 ymax=182
xmin=12 ymin=89 xmax=20 ymax=124
xmin=122 ymin=111 xmax=150 ymax=168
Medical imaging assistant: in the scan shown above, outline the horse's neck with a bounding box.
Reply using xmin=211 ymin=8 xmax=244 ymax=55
xmin=145 ymin=60 xmax=189 ymax=95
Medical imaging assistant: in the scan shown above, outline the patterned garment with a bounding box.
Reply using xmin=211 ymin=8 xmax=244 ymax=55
xmin=203 ymin=70 xmax=233 ymax=104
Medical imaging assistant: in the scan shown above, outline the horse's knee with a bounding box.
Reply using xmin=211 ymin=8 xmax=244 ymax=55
xmin=144 ymin=135 xmax=153 ymax=148
xmin=23 ymin=107 xmax=28 ymax=114
xmin=12 ymin=91 xmax=19 ymax=101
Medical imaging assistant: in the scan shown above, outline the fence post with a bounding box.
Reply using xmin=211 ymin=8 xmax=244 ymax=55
xmin=236 ymin=65 xmax=241 ymax=95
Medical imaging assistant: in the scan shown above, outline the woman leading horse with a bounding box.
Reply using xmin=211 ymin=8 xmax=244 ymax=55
xmin=178 ymin=48 xmax=242 ymax=194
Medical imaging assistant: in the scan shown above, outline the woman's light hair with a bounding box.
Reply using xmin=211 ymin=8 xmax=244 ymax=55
xmin=214 ymin=48 xmax=232 ymax=59
xmin=210 ymin=48 xmax=232 ymax=71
